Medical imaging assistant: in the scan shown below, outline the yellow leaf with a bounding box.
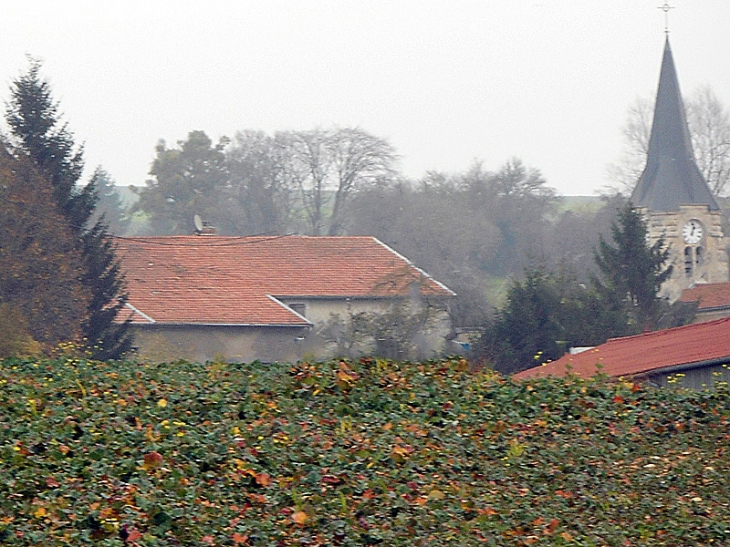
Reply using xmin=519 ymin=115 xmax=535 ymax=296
xmin=291 ymin=511 xmax=308 ymax=525
xmin=428 ymin=489 xmax=446 ymax=501
xmin=145 ymin=426 xmax=160 ymax=442
xmin=33 ymin=506 xmax=47 ymax=518
xmin=157 ymin=398 xmax=168 ymax=408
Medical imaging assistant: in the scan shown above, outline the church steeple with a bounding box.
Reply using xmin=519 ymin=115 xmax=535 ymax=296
xmin=630 ymin=38 xmax=720 ymax=212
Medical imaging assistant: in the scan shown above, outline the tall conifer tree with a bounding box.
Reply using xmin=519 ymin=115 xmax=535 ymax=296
xmin=5 ymin=59 xmax=131 ymax=359
xmin=592 ymin=204 xmax=673 ymax=331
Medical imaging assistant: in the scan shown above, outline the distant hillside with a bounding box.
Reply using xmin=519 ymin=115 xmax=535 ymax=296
xmin=558 ymin=195 xmax=603 ymax=213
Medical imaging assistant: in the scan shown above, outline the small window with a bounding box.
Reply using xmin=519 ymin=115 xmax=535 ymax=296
xmin=684 ymin=247 xmax=693 ymax=276
xmin=696 ymin=246 xmax=703 ymax=266
xmin=289 ymin=303 xmax=306 ymax=317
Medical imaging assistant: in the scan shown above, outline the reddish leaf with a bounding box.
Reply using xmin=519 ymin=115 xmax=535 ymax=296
xmin=126 ymin=529 xmax=143 ymax=542
xmin=543 ymin=518 xmax=559 ymax=535
xmin=254 ymin=472 xmax=271 ymax=487
xmin=232 ymin=532 xmax=249 ymax=544
xmin=142 ymin=451 xmax=164 ymax=471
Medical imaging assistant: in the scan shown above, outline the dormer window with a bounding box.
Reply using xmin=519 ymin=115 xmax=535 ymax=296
xmin=289 ymin=303 xmax=306 ymax=317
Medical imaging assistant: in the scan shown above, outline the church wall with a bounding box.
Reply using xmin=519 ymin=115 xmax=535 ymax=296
xmin=640 ymin=206 xmax=729 ymax=302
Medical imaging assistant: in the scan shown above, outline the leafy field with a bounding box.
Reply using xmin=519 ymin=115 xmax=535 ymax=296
xmin=1 ymin=356 xmax=729 ymax=546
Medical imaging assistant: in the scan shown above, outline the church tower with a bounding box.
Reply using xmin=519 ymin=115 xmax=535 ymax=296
xmin=630 ymin=38 xmax=728 ymax=301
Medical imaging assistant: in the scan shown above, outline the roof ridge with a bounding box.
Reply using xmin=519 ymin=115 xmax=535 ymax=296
xmin=604 ymin=315 xmax=730 ymax=345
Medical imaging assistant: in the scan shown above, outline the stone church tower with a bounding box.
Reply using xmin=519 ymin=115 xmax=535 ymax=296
xmin=630 ymin=38 xmax=728 ymax=302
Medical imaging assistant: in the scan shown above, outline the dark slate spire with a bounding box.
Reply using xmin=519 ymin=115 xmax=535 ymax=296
xmin=630 ymin=38 xmax=720 ymax=211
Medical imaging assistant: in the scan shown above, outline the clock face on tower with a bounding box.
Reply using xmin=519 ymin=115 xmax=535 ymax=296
xmin=682 ymin=219 xmax=704 ymax=244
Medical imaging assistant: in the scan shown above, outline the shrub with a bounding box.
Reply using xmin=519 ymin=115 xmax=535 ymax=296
xmin=0 ymin=356 xmax=728 ymax=545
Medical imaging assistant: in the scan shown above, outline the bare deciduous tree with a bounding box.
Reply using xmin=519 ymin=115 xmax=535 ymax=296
xmin=606 ymin=97 xmax=653 ymax=193
xmin=686 ymin=85 xmax=730 ymax=197
xmin=219 ymin=130 xmax=293 ymax=235
xmin=277 ymin=127 xmax=397 ymax=235
xmin=328 ymin=127 xmax=397 ymax=236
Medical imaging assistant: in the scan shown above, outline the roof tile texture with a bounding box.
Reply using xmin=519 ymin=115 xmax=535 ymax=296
xmin=514 ymin=317 xmax=730 ymax=380
xmin=679 ymin=282 xmax=730 ymax=310
xmin=116 ymin=235 xmax=454 ymax=325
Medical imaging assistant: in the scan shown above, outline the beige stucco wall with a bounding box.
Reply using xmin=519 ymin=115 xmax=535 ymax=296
xmin=641 ymin=206 xmax=729 ymax=302
xmin=130 ymin=296 xmax=454 ymax=364
xmin=131 ymin=325 xmax=308 ymax=364
xmin=279 ymin=297 xmax=453 ymax=361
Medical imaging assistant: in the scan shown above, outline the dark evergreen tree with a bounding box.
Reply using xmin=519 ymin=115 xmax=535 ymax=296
xmin=475 ymin=268 xmax=568 ymax=374
xmin=5 ymin=59 xmax=131 ymax=359
xmin=592 ymin=204 xmax=673 ymax=331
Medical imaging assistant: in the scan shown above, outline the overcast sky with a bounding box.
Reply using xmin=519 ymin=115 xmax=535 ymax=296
xmin=1 ymin=1 xmax=729 ymax=196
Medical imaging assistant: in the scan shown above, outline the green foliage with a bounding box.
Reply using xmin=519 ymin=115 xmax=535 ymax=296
xmin=5 ymin=58 xmax=91 ymax=231
xmin=79 ymin=220 xmax=132 ymax=360
xmin=134 ymin=130 xmax=228 ymax=235
xmin=593 ymin=204 xmax=673 ymax=331
xmin=1 ymin=356 xmax=728 ymax=545
xmin=477 ymin=204 xmax=687 ymax=374
xmin=475 ymin=268 xmax=571 ymax=374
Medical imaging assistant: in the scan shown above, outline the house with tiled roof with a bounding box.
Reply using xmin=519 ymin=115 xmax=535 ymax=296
xmin=679 ymin=282 xmax=730 ymax=323
xmin=115 ymin=235 xmax=455 ymax=363
xmin=513 ymin=317 xmax=730 ymax=390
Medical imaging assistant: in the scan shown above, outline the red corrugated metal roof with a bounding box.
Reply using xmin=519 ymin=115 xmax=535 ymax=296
xmin=513 ymin=316 xmax=730 ymax=380
xmin=116 ymin=235 xmax=454 ymax=325
xmin=679 ymin=282 xmax=730 ymax=310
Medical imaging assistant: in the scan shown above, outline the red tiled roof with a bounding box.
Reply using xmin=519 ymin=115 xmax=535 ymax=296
xmin=679 ymin=282 xmax=730 ymax=310
xmin=513 ymin=316 xmax=730 ymax=380
xmin=115 ymin=235 xmax=454 ymax=325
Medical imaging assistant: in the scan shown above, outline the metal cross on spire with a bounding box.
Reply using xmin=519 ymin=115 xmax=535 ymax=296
xmin=658 ymin=2 xmax=674 ymax=34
